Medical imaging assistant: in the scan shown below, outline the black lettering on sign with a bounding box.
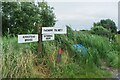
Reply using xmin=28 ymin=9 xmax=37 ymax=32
xmin=23 ymin=36 xmax=35 ymax=38
xmin=44 ymin=35 xmax=46 ymax=37
xmin=58 ymin=29 xmax=62 ymax=31
xmin=25 ymin=39 xmax=32 ymax=41
xmin=46 ymin=37 xmax=51 ymax=39
xmin=44 ymin=29 xmax=53 ymax=32
xmin=54 ymin=29 xmax=63 ymax=32
xmin=44 ymin=35 xmax=52 ymax=37
xmin=47 ymin=35 xmax=52 ymax=37
xmin=54 ymin=29 xmax=57 ymax=31
xmin=32 ymin=36 xmax=35 ymax=38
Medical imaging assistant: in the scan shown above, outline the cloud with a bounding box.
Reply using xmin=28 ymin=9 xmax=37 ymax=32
xmin=48 ymin=2 xmax=118 ymax=30
xmin=45 ymin=0 xmax=119 ymax=2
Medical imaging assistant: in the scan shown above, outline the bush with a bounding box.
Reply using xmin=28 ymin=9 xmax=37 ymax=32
xmin=91 ymin=26 xmax=112 ymax=38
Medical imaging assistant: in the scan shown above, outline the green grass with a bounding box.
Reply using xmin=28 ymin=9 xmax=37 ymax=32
xmin=2 ymin=37 xmax=35 ymax=78
xmin=2 ymin=31 xmax=119 ymax=78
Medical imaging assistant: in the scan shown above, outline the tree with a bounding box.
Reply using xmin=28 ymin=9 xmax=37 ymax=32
xmin=37 ymin=2 xmax=56 ymax=27
xmin=2 ymin=1 xmax=56 ymax=36
xmin=91 ymin=26 xmax=112 ymax=38
xmin=93 ymin=19 xmax=117 ymax=33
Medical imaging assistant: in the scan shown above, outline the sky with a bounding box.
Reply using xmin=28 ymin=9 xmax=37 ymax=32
xmin=36 ymin=0 xmax=120 ymax=31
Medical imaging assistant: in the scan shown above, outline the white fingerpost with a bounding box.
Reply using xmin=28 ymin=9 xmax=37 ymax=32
xmin=42 ymin=34 xmax=54 ymax=41
xmin=18 ymin=34 xmax=38 ymax=43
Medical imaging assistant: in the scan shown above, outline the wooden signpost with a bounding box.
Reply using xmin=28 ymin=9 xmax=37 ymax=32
xmin=38 ymin=26 xmax=42 ymax=54
xmin=18 ymin=26 xmax=67 ymax=56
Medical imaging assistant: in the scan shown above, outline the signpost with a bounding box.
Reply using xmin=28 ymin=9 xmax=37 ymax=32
xmin=18 ymin=34 xmax=38 ymax=43
xmin=38 ymin=26 xmax=42 ymax=54
xmin=18 ymin=26 xmax=67 ymax=58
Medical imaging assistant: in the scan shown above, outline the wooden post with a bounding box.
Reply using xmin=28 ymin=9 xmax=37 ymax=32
xmin=38 ymin=24 xmax=42 ymax=54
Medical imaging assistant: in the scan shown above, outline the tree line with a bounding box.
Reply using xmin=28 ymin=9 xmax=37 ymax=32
xmin=2 ymin=1 xmax=56 ymax=36
xmin=2 ymin=2 xmax=119 ymax=37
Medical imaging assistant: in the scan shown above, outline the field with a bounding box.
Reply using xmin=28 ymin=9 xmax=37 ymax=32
xmin=1 ymin=1 xmax=120 ymax=79
xmin=1 ymin=29 xmax=120 ymax=78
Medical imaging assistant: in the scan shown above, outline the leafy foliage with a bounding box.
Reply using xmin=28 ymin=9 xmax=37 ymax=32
xmin=2 ymin=2 xmax=56 ymax=36
xmin=93 ymin=19 xmax=117 ymax=33
xmin=54 ymin=25 xmax=119 ymax=68
xmin=91 ymin=26 xmax=112 ymax=38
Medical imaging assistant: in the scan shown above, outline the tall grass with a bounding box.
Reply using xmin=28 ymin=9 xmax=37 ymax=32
xmin=40 ymin=41 xmax=112 ymax=78
xmin=2 ymin=36 xmax=37 ymax=78
xmin=0 ymin=36 xmax=2 ymax=79
xmin=74 ymin=31 xmax=119 ymax=68
xmin=2 ymin=30 xmax=119 ymax=78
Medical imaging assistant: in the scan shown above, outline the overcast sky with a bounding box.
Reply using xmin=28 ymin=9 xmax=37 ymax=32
xmin=36 ymin=0 xmax=120 ymax=30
